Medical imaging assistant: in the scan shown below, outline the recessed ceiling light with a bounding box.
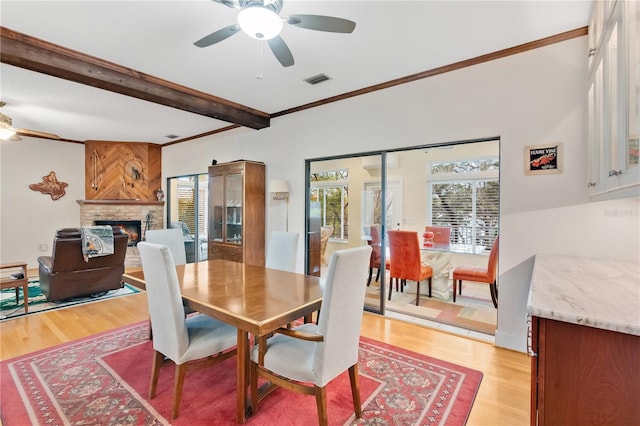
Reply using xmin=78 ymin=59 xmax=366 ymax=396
xmin=165 ymin=134 xmax=179 ymax=139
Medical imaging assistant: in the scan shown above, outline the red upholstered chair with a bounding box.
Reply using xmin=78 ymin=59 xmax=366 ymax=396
xmin=452 ymin=237 xmax=499 ymax=308
xmin=387 ymin=230 xmax=433 ymax=305
xmin=424 ymin=226 xmax=452 ymax=246
xmin=367 ymin=224 xmax=389 ymax=286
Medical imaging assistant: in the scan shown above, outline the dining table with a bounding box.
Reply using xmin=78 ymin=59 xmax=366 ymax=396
xmin=123 ymin=259 xmax=324 ymax=423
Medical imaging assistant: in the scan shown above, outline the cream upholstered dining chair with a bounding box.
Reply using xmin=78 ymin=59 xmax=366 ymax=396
xmin=319 ymin=226 xmax=333 ymax=266
xmin=266 ymin=231 xmax=299 ymax=272
xmin=452 ymin=236 xmax=500 ymax=308
xmin=250 ymin=245 xmax=372 ymax=426
xmin=145 ymin=228 xmax=187 ymax=265
xmin=144 ymin=228 xmax=195 ymax=323
xmin=137 ymin=242 xmax=237 ymax=419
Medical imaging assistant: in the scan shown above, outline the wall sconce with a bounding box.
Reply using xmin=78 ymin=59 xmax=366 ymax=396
xmin=268 ymin=179 xmax=290 ymax=231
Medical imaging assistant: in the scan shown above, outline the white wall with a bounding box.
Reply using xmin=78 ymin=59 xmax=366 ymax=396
xmin=0 ymin=138 xmax=84 ymax=264
xmin=5 ymin=35 xmax=637 ymax=351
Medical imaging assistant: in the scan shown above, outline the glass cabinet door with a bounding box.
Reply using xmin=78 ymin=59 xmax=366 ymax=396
xmin=225 ymin=172 xmax=243 ymax=244
xmin=625 ymin=0 xmax=639 ymax=174
xmin=209 ymin=173 xmax=224 ymax=242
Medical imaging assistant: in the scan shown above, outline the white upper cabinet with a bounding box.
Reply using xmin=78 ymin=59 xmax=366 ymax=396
xmin=588 ymin=0 xmax=640 ymax=200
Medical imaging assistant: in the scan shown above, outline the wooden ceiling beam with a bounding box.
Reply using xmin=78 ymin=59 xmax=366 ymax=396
xmin=0 ymin=27 xmax=270 ymax=130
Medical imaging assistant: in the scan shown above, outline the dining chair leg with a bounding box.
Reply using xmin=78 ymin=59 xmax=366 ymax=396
xmin=314 ymin=385 xmax=328 ymax=426
xmin=367 ymin=267 xmax=373 ymax=286
xmin=149 ymin=350 xmax=164 ymax=398
xmin=172 ymin=363 xmax=187 ymax=419
xmin=489 ymin=281 xmax=498 ymax=308
xmin=416 ymin=280 xmax=420 ymax=306
xmin=348 ymin=364 xmax=362 ymax=418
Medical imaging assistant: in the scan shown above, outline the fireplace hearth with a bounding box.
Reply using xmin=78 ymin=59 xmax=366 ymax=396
xmin=94 ymin=220 xmax=142 ymax=247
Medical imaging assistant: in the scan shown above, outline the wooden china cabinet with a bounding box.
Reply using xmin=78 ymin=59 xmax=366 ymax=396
xmin=208 ymin=160 xmax=265 ymax=265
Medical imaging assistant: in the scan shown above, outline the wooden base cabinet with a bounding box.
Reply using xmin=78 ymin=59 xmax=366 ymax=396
xmin=530 ymin=316 xmax=640 ymax=425
xmin=208 ymin=161 xmax=265 ymax=266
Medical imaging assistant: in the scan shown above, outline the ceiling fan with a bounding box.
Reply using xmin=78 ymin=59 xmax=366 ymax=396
xmin=0 ymin=102 xmax=61 ymax=141
xmin=194 ymin=0 xmax=356 ymax=67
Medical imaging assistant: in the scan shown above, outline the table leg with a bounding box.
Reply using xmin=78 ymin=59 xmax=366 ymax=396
xmin=22 ymin=281 xmax=28 ymax=313
xmin=236 ymin=329 xmax=250 ymax=423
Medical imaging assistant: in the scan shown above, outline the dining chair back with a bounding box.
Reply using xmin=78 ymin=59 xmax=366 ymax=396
xmin=387 ymin=230 xmax=433 ymax=305
xmin=250 ymin=245 xmax=372 ymax=425
xmin=137 ymin=242 xmax=237 ymax=418
xmin=424 ymin=226 xmax=452 ymax=245
xmin=367 ymin=224 xmax=390 ymax=286
xmin=452 ymin=236 xmax=499 ymax=308
xmin=145 ymin=228 xmax=187 ymax=265
xmin=265 ymin=231 xmax=299 ymax=272
xmin=320 ymin=226 xmax=333 ymax=266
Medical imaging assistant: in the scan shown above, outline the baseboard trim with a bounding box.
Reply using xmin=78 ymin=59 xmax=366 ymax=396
xmin=495 ymin=329 xmax=527 ymax=353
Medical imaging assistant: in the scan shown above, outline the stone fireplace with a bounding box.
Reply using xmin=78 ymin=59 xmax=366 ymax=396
xmin=78 ymin=200 xmax=164 ymax=268
xmin=94 ymin=220 xmax=142 ymax=246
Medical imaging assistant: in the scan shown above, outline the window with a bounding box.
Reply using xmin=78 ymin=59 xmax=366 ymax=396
xmin=363 ymin=179 xmax=402 ymax=235
xmin=428 ymin=158 xmax=499 ymax=250
xmin=167 ymin=174 xmax=208 ymax=262
xmin=310 ymin=169 xmax=349 ymax=240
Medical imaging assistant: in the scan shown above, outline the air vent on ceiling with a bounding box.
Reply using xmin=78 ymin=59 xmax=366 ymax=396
xmin=304 ymin=73 xmax=331 ymax=85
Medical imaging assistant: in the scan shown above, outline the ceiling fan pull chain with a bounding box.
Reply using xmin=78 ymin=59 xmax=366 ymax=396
xmin=256 ymin=40 xmax=264 ymax=80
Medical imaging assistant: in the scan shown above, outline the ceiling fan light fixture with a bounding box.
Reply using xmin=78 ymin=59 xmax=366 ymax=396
xmin=0 ymin=113 xmax=17 ymax=140
xmin=237 ymin=6 xmax=283 ymax=40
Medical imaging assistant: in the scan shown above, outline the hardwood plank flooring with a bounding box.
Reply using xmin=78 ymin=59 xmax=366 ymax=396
xmin=0 ymin=292 xmax=531 ymax=425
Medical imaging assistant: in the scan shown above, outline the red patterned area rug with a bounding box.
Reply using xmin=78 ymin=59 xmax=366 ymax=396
xmin=1 ymin=322 xmax=482 ymax=425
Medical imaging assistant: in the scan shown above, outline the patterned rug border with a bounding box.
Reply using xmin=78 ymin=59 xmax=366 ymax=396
xmin=0 ymin=280 xmax=140 ymax=321
xmin=1 ymin=321 xmax=483 ymax=425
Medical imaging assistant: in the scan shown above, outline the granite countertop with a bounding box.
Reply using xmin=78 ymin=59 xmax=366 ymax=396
xmin=528 ymin=254 xmax=640 ymax=336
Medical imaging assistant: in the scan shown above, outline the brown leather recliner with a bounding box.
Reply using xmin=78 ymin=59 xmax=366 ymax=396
xmin=37 ymin=227 xmax=128 ymax=301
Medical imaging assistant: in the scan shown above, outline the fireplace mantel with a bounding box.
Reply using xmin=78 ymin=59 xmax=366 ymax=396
xmin=77 ymin=200 xmax=164 ymax=206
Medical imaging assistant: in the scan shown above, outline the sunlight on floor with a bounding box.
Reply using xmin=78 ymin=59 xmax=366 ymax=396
xmin=320 ymin=265 xmax=496 ymax=344
xmin=383 ymin=310 xmax=495 ymax=344
xmin=365 ymin=279 xmax=497 ymax=343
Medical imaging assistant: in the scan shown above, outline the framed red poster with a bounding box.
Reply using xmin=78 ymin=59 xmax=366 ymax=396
xmin=525 ymin=143 xmax=562 ymax=175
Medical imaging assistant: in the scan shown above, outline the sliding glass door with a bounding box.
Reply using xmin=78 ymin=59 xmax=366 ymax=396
xmin=306 ymin=154 xmax=386 ymax=313
xmin=166 ymin=174 xmax=208 ymax=263
xmin=305 ymin=138 xmax=500 ymax=329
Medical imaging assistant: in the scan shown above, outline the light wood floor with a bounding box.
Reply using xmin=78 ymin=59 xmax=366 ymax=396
xmin=0 ymin=292 xmax=531 ymax=425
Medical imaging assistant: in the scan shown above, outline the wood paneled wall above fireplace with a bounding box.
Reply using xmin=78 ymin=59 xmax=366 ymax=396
xmin=84 ymin=141 xmax=161 ymax=201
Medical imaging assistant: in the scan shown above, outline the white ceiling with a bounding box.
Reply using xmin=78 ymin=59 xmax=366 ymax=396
xmin=0 ymin=0 xmax=592 ymax=144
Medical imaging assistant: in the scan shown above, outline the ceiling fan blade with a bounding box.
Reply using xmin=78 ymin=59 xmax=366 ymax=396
xmin=267 ymin=36 xmax=294 ymax=67
xmin=211 ymin=0 xmax=243 ymax=9
xmin=194 ymin=24 xmax=240 ymax=47
xmin=287 ymin=14 xmax=356 ymax=33
xmin=17 ymin=128 xmax=61 ymax=140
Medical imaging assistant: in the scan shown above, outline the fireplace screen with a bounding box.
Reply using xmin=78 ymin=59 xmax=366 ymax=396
xmin=94 ymin=220 xmax=142 ymax=247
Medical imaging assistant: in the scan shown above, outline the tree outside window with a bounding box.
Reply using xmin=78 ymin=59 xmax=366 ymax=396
xmin=428 ymin=158 xmax=499 ymax=250
xmin=310 ymin=169 xmax=349 ymax=240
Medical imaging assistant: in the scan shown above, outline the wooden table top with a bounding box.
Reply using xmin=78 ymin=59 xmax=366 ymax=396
xmin=123 ymin=259 xmax=323 ymax=336
xmin=1 ymin=262 xmax=28 ymax=287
